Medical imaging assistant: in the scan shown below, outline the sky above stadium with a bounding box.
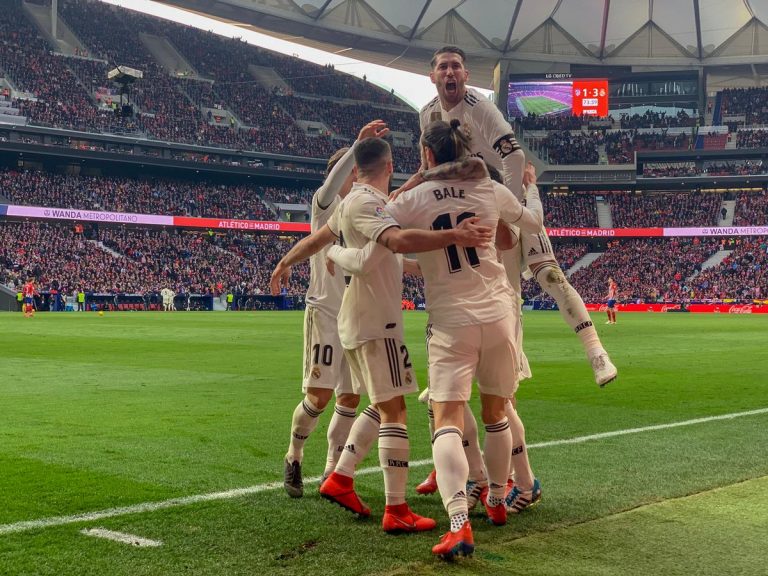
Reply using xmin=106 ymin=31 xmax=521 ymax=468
xmin=99 ymin=0 xmax=493 ymax=110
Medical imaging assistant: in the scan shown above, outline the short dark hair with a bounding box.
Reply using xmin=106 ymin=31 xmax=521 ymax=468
xmin=354 ymin=137 xmax=391 ymax=177
xmin=430 ymin=46 xmax=467 ymax=69
xmin=326 ymin=147 xmax=350 ymax=176
xmin=420 ymin=119 xmax=471 ymax=165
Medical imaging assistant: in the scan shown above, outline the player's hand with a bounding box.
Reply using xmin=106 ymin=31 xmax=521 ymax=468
xmin=326 ymin=257 xmax=336 ymax=276
xmin=454 ymin=216 xmax=494 ymax=247
xmin=522 ymin=161 xmax=537 ymax=187
xmin=358 ymin=120 xmax=389 ymax=140
xmin=389 ymin=171 xmax=424 ymax=201
xmin=269 ymin=263 xmax=291 ymax=296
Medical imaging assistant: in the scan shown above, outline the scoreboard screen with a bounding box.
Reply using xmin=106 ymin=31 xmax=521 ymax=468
xmin=572 ymin=80 xmax=609 ymax=116
xmin=507 ymin=75 xmax=609 ymax=118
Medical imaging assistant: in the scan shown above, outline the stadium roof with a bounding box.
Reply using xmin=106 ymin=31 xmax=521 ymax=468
xmin=157 ymin=0 xmax=768 ymax=85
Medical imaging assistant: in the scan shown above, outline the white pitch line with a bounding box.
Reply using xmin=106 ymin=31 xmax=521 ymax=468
xmin=80 ymin=528 xmax=163 ymax=547
xmin=1 ymin=406 xmax=766 ymax=537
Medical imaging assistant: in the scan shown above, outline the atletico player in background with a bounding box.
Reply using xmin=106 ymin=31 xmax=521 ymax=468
xmin=606 ymin=277 xmax=618 ymax=324
xmin=22 ymin=277 xmax=38 ymax=318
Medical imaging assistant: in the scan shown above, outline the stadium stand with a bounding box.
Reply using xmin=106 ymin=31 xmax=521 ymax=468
xmin=567 ymin=237 xmax=722 ymax=302
xmin=733 ymin=191 xmax=768 ymax=226
xmin=718 ymin=87 xmax=768 ymax=126
xmin=689 ymin=237 xmax=768 ymax=302
xmin=608 ymin=191 xmax=722 ymax=228
xmin=542 ymin=191 xmax=600 ymax=228
xmin=0 ymin=169 xmax=277 ymax=220
xmin=0 ymin=0 xmax=420 ymax=171
xmin=0 ymin=221 xmax=310 ymax=297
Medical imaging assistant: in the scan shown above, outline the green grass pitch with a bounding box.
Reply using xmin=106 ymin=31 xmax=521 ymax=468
xmin=518 ymin=96 xmax=570 ymax=116
xmin=1 ymin=311 xmax=767 ymax=575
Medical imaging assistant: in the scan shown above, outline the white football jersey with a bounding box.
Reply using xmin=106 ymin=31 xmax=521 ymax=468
xmin=305 ymin=191 xmax=346 ymax=317
xmin=386 ymin=176 xmax=520 ymax=327
xmin=419 ymin=87 xmax=523 ymax=196
xmin=327 ymin=183 xmax=404 ymax=349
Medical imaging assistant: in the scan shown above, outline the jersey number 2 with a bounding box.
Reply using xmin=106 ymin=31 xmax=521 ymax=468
xmin=432 ymin=212 xmax=480 ymax=273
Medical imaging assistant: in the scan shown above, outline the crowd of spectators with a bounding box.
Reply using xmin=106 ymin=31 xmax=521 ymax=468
xmin=542 ymin=192 xmax=599 ymax=227
xmin=641 ymin=161 xmax=766 ymax=178
xmin=689 ymin=237 xmax=768 ymax=302
xmin=0 ymin=169 xmax=276 ymax=220
xmin=719 ymin=87 xmax=768 ymax=126
xmin=516 ymin=113 xmax=587 ymax=131
xmin=0 ymin=221 xmax=311 ymax=296
xmin=734 ymin=191 xmax=768 ymax=226
xmin=619 ymin=110 xmax=699 ymax=129
xmin=608 ymin=191 xmax=721 ymax=228
xmin=533 ymin=131 xmax=600 ymax=164
xmin=567 ymin=237 xmax=721 ymax=302
xmin=1 ymin=0 xmax=420 ymax=170
xmin=736 ymin=129 xmax=768 ymax=149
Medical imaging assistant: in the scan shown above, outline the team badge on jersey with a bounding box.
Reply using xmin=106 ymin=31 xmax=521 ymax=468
xmin=311 ymin=367 xmax=321 ymax=379
xmin=430 ymin=111 xmax=442 ymax=123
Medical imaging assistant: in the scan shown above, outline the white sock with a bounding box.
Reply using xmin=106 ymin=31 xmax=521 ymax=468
xmin=433 ymin=426 xmax=469 ymax=518
xmin=334 ymin=405 xmax=380 ymax=477
xmin=379 ymin=423 xmax=409 ymax=506
xmin=483 ymin=418 xmax=512 ymax=502
xmin=450 ymin=511 xmax=469 ymax=533
xmin=325 ymin=404 xmax=356 ymax=477
xmin=506 ymin=404 xmax=534 ymax=491
xmin=463 ymin=404 xmax=486 ymax=485
xmin=286 ymin=397 xmax=323 ymax=464
xmin=534 ymin=264 xmax=605 ymax=358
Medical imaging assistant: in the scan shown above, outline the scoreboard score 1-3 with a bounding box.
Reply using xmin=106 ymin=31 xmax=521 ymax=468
xmin=572 ymin=80 xmax=609 ymax=116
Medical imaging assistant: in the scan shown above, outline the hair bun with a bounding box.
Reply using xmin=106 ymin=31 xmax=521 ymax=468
xmin=449 ymin=119 xmax=461 ymax=130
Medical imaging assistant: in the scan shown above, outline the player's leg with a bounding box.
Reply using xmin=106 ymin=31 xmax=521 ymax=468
xmin=428 ymin=325 xmax=478 ymax=558
xmin=503 ymin=399 xmax=542 ymax=514
xmin=524 ymin=230 xmax=617 ymax=386
xmin=284 ymin=307 xmax=337 ymax=497
xmin=323 ymin=391 xmax=359 ymax=482
xmin=373 ymin=340 xmax=434 ymax=533
xmin=322 ymin=334 xmax=359 ymax=481
xmin=462 ymin=403 xmax=488 ymax=510
xmin=319 ymin=346 xmax=376 ymax=517
xmin=431 ymin=399 xmax=474 ymax=558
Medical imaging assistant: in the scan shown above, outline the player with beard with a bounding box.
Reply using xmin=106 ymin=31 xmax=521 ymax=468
xmin=281 ymin=121 xmax=389 ymax=499
xmin=415 ymin=46 xmax=617 ymax=387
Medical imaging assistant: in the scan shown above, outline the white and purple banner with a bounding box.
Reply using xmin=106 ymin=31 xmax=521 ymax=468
xmin=0 ymin=204 xmax=766 ymax=237
xmin=4 ymin=205 xmax=173 ymax=226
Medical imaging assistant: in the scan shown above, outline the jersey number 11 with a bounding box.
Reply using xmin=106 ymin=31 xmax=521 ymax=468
xmin=432 ymin=212 xmax=480 ymax=273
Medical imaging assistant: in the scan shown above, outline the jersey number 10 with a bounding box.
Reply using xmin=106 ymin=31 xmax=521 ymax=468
xmin=432 ymin=212 xmax=481 ymax=273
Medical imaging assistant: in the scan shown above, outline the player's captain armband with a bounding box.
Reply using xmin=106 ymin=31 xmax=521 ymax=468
xmin=493 ymin=134 xmax=521 ymax=158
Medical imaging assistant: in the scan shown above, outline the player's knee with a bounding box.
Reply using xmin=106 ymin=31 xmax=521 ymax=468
xmin=336 ymin=393 xmax=359 ymax=409
xmin=533 ymin=262 xmax=566 ymax=287
xmin=306 ymin=388 xmax=333 ymax=410
xmin=376 ymin=396 xmax=406 ymax=423
xmin=479 ymin=394 xmax=507 ymax=424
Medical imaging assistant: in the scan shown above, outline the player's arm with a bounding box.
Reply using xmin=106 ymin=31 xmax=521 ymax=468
xmin=316 ymin=120 xmax=389 ymax=208
xmin=377 ymin=218 xmax=492 ymax=254
xmin=352 ymin=191 xmax=494 ymax=255
xmin=494 ymin=174 xmax=543 ymax=234
xmin=270 ymin=224 xmax=337 ymax=295
xmin=326 ymin=240 xmax=390 ymax=276
xmin=478 ymin=101 xmax=526 ymax=200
